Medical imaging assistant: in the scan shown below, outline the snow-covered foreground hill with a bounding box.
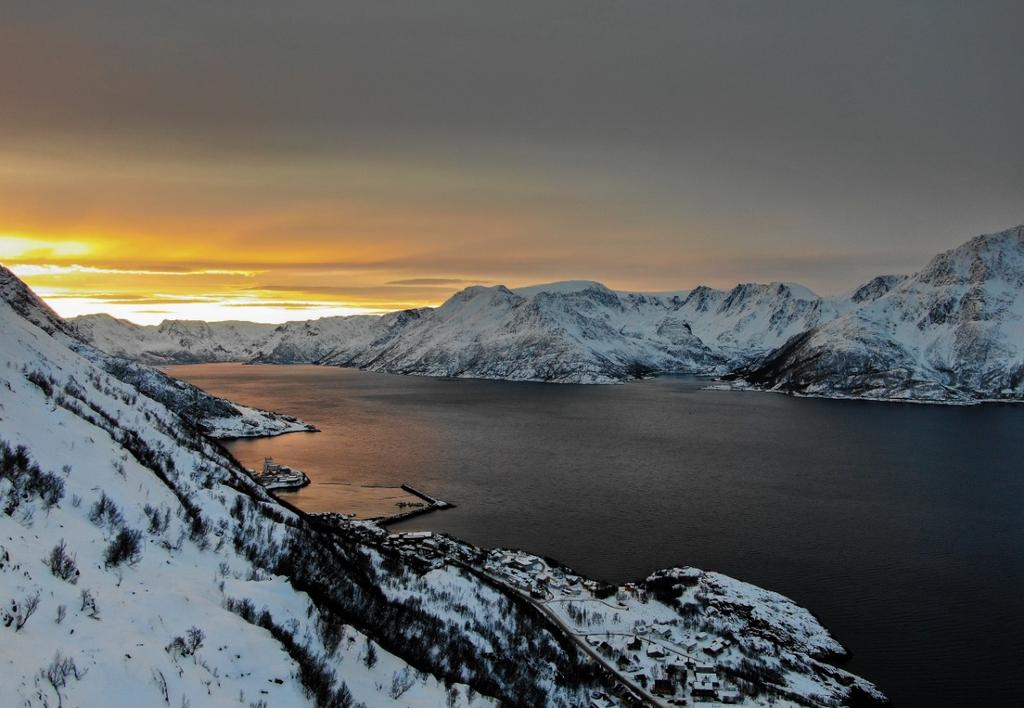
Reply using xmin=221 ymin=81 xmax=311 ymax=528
xmin=0 ymin=269 xmax=513 ymax=707
xmin=0 ymin=267 xmax=884 ymax=705
xmin=1 ymin=267 xmax=314 ymax=440
xmin=70 ymin=225 xmax=1024 ymax=401
xmin=734 ymin=226 xmax=1024 ymax=402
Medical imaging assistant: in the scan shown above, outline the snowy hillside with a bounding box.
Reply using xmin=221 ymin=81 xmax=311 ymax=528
xmin=0 ymin=267 xmax=886 ymax=705
xmin=0 ymin=280 xmax=504 ymax=706
xmin=1 ymin=267 xmax=314 ymax=439
xmin=736 ymin=226 xmax=1024 ymax=402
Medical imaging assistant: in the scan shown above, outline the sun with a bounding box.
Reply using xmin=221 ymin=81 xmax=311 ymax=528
xmin=0 ymin=234 xmax=92 ymax=260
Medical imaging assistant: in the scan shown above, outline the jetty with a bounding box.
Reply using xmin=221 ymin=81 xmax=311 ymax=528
xmin=374 ymin=484 xmax=454 ymax=525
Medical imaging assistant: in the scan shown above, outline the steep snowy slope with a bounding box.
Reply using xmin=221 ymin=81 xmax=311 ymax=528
xmin=672 ymin=282 xmax=849 ymax=361
xmin=1 ymin=266 xmax=314 ymax=439
xmin=0 ymin=283 xmax=505 ymax=707
xmin=738 ymin=226 xmax=1024 ymax=401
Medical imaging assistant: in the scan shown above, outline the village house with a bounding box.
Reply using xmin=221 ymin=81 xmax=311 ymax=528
xmin=719 ymin=688 xmax=743 ymax=704
xmin=646 ymin=645 xmax=668 ymax=659
xmin=512 ymin=555 xmax=542 ymax=572
xmin=652 ymin=678 xmax=675 ymax=696
xmin=690 ymin=670 xmax=721 ymax=700
xmin=703 ymin=638 xmax=729 ymax=657
xmin=691 ymin=681 xmax=718 ymax=700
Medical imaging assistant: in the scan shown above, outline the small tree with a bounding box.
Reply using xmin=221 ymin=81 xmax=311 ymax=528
xmin=80 ymin=589 xmax=100 ymax=619
xmin=89 ymin=492 xmax=123 ymax=529
xmin=166 ymin=626 xmax=205 ymax=657
xmin=41 ymin=652 xmax=85 ymax=708
xmin=363 ymin=638 xmax=377 ymax=669
xmin=12 ymin=592 xmax=40 ymax=632
xmin=389 ymin=668 xmax=415 ymax=699
xmin=45 ymin=540 xmax=79 ymax=584
xmin=185 ymin=626 xmax=205 ymax=655
xmin=104 ymin=528 xmax=142 ymax=567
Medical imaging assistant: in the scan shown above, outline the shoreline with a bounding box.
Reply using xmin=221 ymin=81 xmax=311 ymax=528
xmin=172 ymin=360 xmax=1024 ymax=407
xmin=705 ymin=380 xmax=1024 ymax=407
xmin=302 ymin=512 xmax=887 ymax=706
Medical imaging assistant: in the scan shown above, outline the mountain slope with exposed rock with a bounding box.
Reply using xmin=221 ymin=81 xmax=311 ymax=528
xmin=734 ymin=226 xmax=1024 ymax=402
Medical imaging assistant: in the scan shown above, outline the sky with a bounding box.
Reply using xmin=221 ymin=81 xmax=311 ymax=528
xmin=1 ymin=1 xmax=1022 ymax=324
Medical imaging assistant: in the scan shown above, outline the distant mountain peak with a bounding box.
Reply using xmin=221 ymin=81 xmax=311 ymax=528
xmin=737 ymin=225 xmax=1024 ymax=401
xmin=850 ymin=274 xmax=907 ymax=303
xmin=918 ymin=224 xmax=1024 ymax=288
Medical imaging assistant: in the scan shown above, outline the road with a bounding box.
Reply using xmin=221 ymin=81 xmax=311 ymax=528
xmin=463 ymin=565 xmax=670 ymax=707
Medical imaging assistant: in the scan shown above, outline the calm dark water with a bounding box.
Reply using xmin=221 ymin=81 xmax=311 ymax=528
xmin=167 ymin=363 xmax=1024 ymax=707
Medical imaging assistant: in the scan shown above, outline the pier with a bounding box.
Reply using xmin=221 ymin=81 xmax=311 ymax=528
xmin=373 ymin=484 xmax=454 ymax=525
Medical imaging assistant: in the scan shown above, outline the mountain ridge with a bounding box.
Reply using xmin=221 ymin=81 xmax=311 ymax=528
xmin=55 ymin=224 xmax=1024 ymax=402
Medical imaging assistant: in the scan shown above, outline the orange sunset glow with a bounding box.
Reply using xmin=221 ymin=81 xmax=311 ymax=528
xmin=2 ymin=3 xmax=1021 ymax=325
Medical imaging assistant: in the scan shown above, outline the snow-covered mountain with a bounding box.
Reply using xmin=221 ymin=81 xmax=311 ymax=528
xmin=736 ymin=226 xmax=1024 ymax=402
xmin=70 ymin=279 xmax=851 ymax=383
xmin=65 ymin=225 xmax=1024 ymax=401
xmin=327 ymin=282 xmax=721 ymax=383
xmin=0 ymin=266 xmax=884 ymax=706
xmin=72 ymin=312 xmax=381 ymax=367
xmin=670 ymin=281 xmax=850 ymax=361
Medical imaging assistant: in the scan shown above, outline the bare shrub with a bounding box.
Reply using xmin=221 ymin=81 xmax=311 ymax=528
xmin=9 ymin=592 xmax=41 ymax=631
xmin=45 ymin=539 xmax=79 ymax=584
xmin=88 ymin=492 xmax=123 ymax=528
xmin=79 ymin=589 xmax=100 ymax=620
xmin=41 ymin=651 xmax=85 ymax=708
xmin=104 ymin=527 xmax=142 ymax=567
xmin=166 ymin=626 xmax=205 ymax=657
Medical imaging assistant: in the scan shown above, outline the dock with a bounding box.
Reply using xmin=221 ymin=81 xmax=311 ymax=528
xmin=373 ymin=484 xmax=454 ymax=525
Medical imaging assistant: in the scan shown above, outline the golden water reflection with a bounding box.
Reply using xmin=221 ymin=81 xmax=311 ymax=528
xmin=164 ymin=363 xmax=444 ymax=518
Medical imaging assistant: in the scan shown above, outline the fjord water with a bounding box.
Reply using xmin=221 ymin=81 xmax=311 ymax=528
xmin=168 ymin=363 xmax=1024 ymax=706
